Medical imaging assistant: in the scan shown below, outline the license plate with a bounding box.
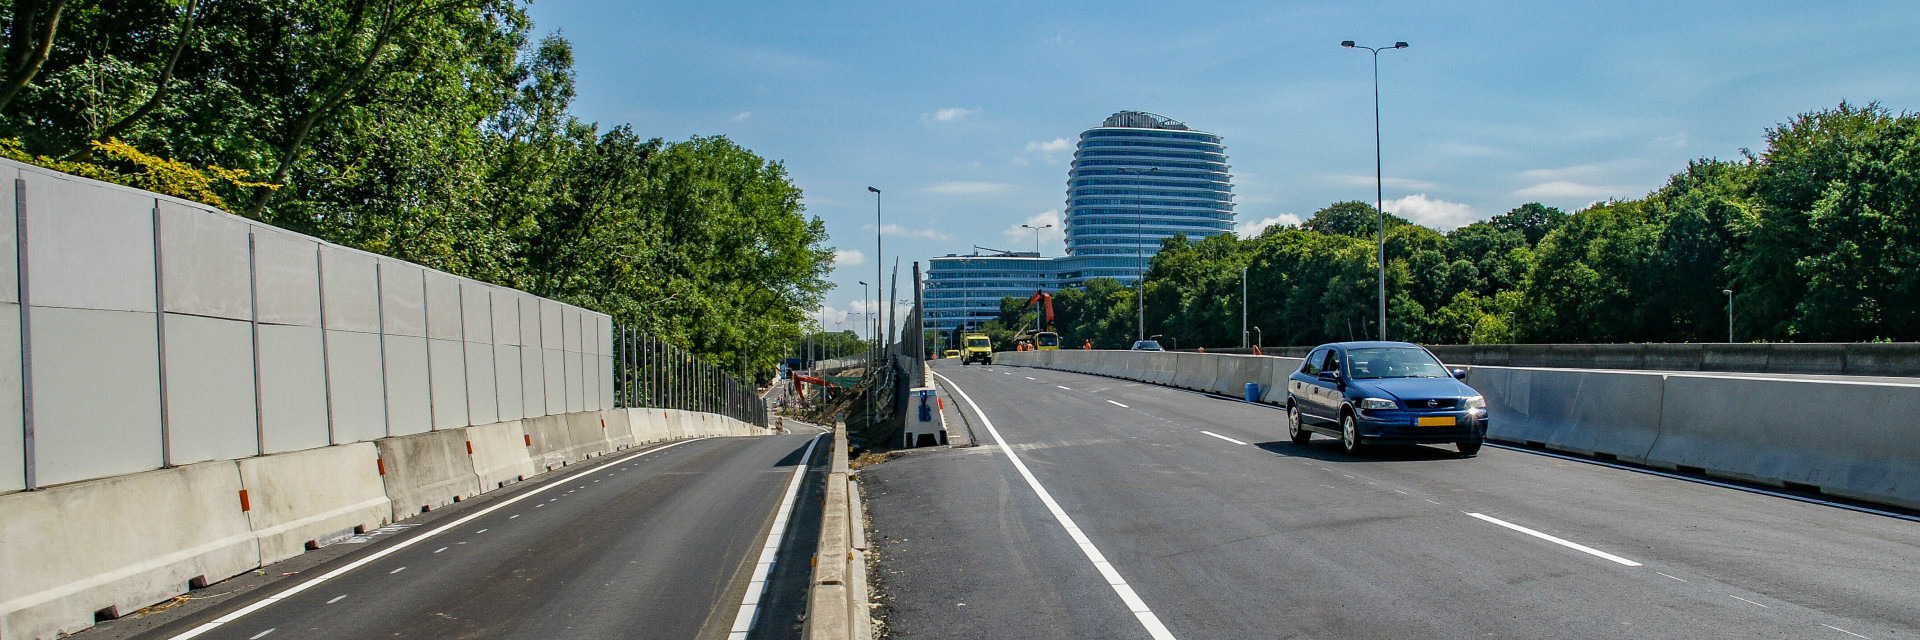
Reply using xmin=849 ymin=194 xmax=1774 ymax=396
xmin=1416 ymin=416 xmax=1457 ymax=427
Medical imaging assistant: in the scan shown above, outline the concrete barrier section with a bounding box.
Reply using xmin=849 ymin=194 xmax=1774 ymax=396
xmin=1 ymin=462 xmax=259 ymax=640
xmin=564 ymin=411 xmax=612 ymax=458
xmin=464 ymin=420 xmax=536 ymax=491
xmin=237 ymin=442 xmax=390 ymax=565
xmin=1470 ymin=366 xmax=1667 ymax=464
xmin=524 ymin=415 xmax=574 ymax=470
xmin=602 ymin=409 xmax=635 ymax=450
xmin=1648 ymin=376 xmax=1920 ymax=509
xmin=374 ymin=430 xmax=482 ymax=519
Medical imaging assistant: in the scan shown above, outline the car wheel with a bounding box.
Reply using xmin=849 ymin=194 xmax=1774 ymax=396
xmin=1457 ymin=436 xmax=1482 ymax=457
xmin=1341 ymin=413 xmax=1365 ymax=456
xmin=1288 ymin=405 xmax=1311 ymax=445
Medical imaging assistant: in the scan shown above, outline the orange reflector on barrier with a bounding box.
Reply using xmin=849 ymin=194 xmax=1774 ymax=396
xmin=238 ymin=489 xmax=250 ymax=512
xmin=376 ymin=459 xmax=386 ymax=475
xmin=466 ymin=441 xmax=474 ymax=455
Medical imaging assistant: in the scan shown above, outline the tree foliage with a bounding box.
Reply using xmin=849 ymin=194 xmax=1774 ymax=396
xmin=1006 ymin=103 xmax=1920 ymax=347
xmin=0 ymin=0 xmax=833 ymax=379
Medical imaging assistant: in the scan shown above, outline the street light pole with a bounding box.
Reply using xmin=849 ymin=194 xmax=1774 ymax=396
xmin=1724 ymin=289 xmax=1734 ymax=343
xmin=1021 ymin=223 xmax=1053 ymax=327
xmin=1241 ymin=265 xmax=1249 ymax=349
xmin=1116 ymin=167 xmax=1158 ymax=343
xmin=868 ymin=186 xmax=882 ymax=351
xmin=1343 ymin=39 xmax=1407 ymax=342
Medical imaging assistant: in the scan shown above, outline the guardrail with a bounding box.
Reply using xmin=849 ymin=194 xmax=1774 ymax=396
xmin=995 ymin=349 xmax=1920 ymax=512
xmin=803 ymin=422 xmax=871 ymax=640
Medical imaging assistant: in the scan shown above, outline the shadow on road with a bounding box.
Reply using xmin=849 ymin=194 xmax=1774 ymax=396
xmin=1253 ymin=440 xmax=1468 ymax=463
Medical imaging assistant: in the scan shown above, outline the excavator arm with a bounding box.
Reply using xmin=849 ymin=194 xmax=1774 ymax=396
xmin=1025 ymin=290 xmax=1056 ymax=331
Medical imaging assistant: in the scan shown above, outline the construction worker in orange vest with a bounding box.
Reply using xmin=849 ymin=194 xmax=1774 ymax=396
xmin=1083 ymin=339 xmax=1092 ymax=350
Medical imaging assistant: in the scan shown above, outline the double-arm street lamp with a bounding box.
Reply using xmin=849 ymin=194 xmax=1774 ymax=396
xmin=1115 ymin=166 xmax=1159 ymax=342
xmin=1342 ymin=39 xmax=1408 ymax=341
xmin=1022 ymin=223 xmax=1053 ymax=306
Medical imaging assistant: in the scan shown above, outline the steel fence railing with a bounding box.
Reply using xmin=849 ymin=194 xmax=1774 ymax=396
xmin=610 ymin=325 xmax=768 ymax=428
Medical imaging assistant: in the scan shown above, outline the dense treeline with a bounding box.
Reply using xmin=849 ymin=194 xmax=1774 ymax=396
xmin=0 ymin=0 xmax=833 ymax=380
xmin=985 ymin=103 xmax=1920 ymax=349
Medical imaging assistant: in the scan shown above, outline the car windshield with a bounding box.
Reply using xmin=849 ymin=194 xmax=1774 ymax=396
xmin=966 ymin=338 xmax=990 ymax=348
xmin=1133 ymin=340 xmax=1162 ymax=350
xmin=1346 ymin=347 xmax=1449 ymax=379
xmin=1037 ymin=334 xmax=1059 ymax=346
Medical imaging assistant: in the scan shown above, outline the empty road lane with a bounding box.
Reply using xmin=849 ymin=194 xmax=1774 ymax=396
xmin=125 ymin=434 xmax=824 ymax=640
xmin=862 ymin=360 xmax=1920 ymax=639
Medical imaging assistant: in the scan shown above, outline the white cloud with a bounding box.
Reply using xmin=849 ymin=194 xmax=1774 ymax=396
xmin=1021 ymin=137 xmax=1075 ymax=164
xmin=865 ymin=223 xmax=953 ymax=241
xmin=923 ymin=181 xmax=1014 ymax=195
xmin=1329 ymin=174 xmax=1439 ymax=190
xmin=1002 ymin=210 xmax=1065 ymax=252
xmin=833 ymin=249 xmax=866 ymax=266
xmin=922 ymin=107 xmax=979 ymax=123
xmin=1512 ymin=181 xmax=1622 ymax=200
xmin=1236 ymin=214 xmax=1302 ymax=238
xmin=1517 ymin=164 xmax=1609 ymax=181
xmin=1382 ymin=194 xmax=1479 ymax=231
xmin=731 ymin=111 xmax=753 ymax=122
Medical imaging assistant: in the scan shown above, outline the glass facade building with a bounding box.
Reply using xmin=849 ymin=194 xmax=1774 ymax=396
xmin=1061 ymin=111 xmax=1234 ymax=285
xmin=921 ymin=112 xmax=1233 ymax=333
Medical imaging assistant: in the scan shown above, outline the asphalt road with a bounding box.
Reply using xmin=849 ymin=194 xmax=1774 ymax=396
xmin=118 ymin=434 xmax=825 ymax=640
xmin=863 ymin=360 xmax=1920 ymax=639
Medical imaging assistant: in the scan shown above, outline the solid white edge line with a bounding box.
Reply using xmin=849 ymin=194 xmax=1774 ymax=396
xmin=932 ymin=370 xmax=1177 ymax=640
xmin=726 ymin=434 xmax=824 ymax=639
xmin=1465 ymin=512 xmax=1642 ymax=567
xmin=163 ymin=438 xmax=707 ymax=640
xmin=1198 ymin=431 xmax=1248 ymax=446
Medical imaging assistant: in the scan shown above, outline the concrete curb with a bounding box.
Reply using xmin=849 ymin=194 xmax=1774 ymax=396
xmin=802 ymin=423 xmax=871 ymax=640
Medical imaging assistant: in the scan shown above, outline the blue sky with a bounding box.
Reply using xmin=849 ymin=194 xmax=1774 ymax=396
xmin=524 ymin=0 xmax=1920 ymax=333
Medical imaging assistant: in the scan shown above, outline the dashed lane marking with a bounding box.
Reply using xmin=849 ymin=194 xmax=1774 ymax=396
xmin=1824 ymin=623 xmax=1870 ymax=638
xmin=1107 ymin=400 xmax=1129 ymax=408
xmin=1466 ymin=512 xmax=1642 ymax=567
xmin=324 ymin=595 xmax=345 ymax=604
xmin=932 ymin=370 xmax=1178 ymax=640
xmin=1728 ymin=595 xmax=1768 ymax=608
xmin=1057 ymin=385 xmax=1071 ymax=390
xmin=1199 ymin=431 xmax=1248 ymax=446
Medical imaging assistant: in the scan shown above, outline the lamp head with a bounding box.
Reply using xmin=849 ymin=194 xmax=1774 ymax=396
xmin=1341 ymin=40 xmax=1355 ymax=47
xmin=867 ymin=186 xmax=881 ymax=193
xmin=1723 ymin=289 xmax=1733 ymax=295
xmin=1394 ymin=41 xmax=1409 ymax=49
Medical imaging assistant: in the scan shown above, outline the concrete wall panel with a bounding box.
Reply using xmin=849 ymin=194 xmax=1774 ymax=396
xmin=29 ymin=307 xmax=162 ymax=486
xmin=540 ymin=300 xmax=562 ymax=349
xmin=256 ymin=324 xmax=329 ymax=454
xmin=427 ymin=338 xmax=468 ymax=430
xmin=1473 ymin=366 xmax=1667 ymax=463
xmin=518 ymin=294 xmax=540 ymax=347
xmin=237 ymin=442 xmax=388 ymax=565
xmin=324 ymin=330 xmax=386 ymax=443
xmin=492 ymin=289 xmax=520 ymax=346
xmin=0 ymin=304 xmax=21 ymax=492
xmin=21 ymin=169 xmax=155 ymax=312
xmin=564 ymin=410 xmax=610 ymax=459
xmin=460 ymin=281 xmax=490 ymax=343
xmin=162 ymin=314 xmax=258 ymax=464
xmin=0 ymin=461 xmax=258 ymax=640
xmin=523 ymin=415 xmax=573 ymax=470
xmin=543 ymin=348 xmax=565 ymax=415
xmin=249 ymin=226 xmax=320 ymax=327
xmin=0 ymin=166 xmax=18 ymax=303
xmin=495 ymin=344 xmax=523 ymax=421
xmin=157 ymin=202 xmax=251 ymax=320
xmin=465 ymin=420 xmax=534 ymax=490
xmin=465 ymin=342 xmax=498 ymax=425
xmin=378 ymin=262 xmax=425 ymax=338
xmin=382 ymin=334 xmax=431 ymax=436
xmin=521 ymin=345 xmax=545 ymax=417
xmin=565 ymin=349 xmax=584 ymax=412
xmin=424 ymin=271 xmax=461 ymax=341
xmin=319 ymin=247 xmax=379 ymax=333
xmin=564 ymin=307 xmax=583 ymax=354
xmin=374 ymin=429 xmax=480 ymax=519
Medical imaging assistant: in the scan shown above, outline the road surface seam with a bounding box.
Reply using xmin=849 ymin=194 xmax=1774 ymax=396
xmin=931 ymin=370 xmax=1178 ymax=640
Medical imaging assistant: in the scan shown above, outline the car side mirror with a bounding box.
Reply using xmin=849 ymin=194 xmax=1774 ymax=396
xmin=1317 ymin=371 xmax=1340 ymax=384
xmin=1452 ymin=368 xmax=1467 ymax=380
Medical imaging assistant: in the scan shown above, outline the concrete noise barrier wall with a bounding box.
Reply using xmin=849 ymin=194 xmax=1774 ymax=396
xmin=237 ymin=443 xmax=390 ymax=565
xmin=0 ymin=462 xmax=260 ymax=640
xmin=1467 ymin=367 xmax=1667 ymax=465
xmin=465 ymin=420 xmax=537 ymax=491
xmin=375 ymin=429 xmax=484 ymax=520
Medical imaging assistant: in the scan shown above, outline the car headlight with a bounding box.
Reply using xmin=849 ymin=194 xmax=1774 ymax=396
xmin=1358 ymin=398 xmax=1397 ymax=410
xmin=1464 ymin=395 xmax=1486 ymax=409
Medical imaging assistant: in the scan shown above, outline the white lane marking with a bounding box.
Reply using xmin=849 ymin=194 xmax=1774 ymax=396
xmin=1728 ymin=595 xmax=1768 ymax=608
xmin=389 ymin=567 xmax=406 ymax=574
xmin=1824 ymin=623 xmax=1870 ymax=638
xmin=162 ymin=439 xmax=704 ymax=640
xmin=509 ymin=514 xmax=519 ymax=519
xmin=476 ymin=529 xmax=487 ymax=533
xmin=1657 ymin=572 xmax=1688 ymax=582
xmin=248 ymin=630 xmax=275 ymax=639
xmin=727 ymin=434 xmax=825 ymax=639
xmin=1199 ymin=431 xmax=1248 ymax=446
xmin=324 ymin=595 xmax=345 ymax=604
xmin=932 ymin=370 xmax=1178 ymax=640
xmin=1424 ymin=499 xmax=1441 ymax=505
xmin=1466 ymin=512 xmax=1642 ymax=567
xmin=1057 ymin=385 xmax=1071 ymax=390
xmin=1107 ymin=400 xmax=1129 ymax=408
xmin=1025 ymin=376 xmax=1036 ymax=380
xmin=535 ymin=503 xmax=545 ymax=508
xmin=432 ymin=547 xmax=447 ymax=554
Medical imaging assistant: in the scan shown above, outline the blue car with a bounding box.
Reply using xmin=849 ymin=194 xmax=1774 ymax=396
xmin=1285 ymin=341 xmax=1487 ymax=457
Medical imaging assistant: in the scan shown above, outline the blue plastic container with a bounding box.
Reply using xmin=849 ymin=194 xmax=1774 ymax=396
xmin=1244 ymin=382 xmax=1261 ymax=403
